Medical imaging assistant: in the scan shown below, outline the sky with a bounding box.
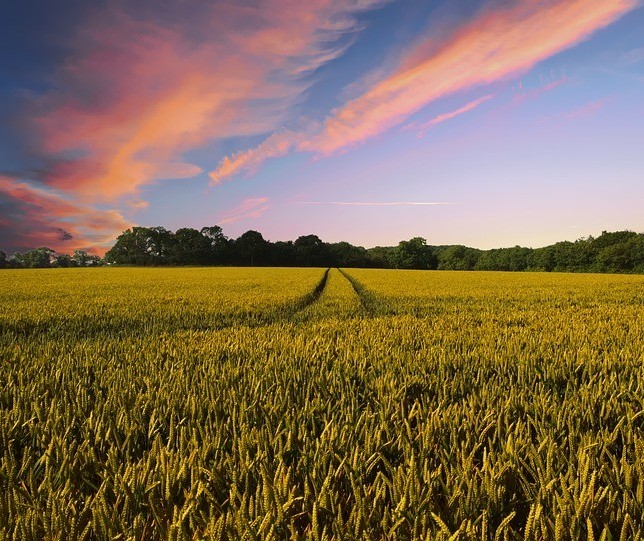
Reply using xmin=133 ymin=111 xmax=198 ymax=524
xmin=1 ymin=0 xmax=643 ymax=255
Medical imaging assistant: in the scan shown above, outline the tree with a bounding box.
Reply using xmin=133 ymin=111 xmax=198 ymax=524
xmin=627 ymin=235 xmax=644 ymax=273
xmin=52 ymin=253 xmax=75 ymax=268
xmin=328 ymin=242 xmax=371 ymax=268
xmin=590 ymin=230 xmax=638 ymax=253
xmin=269 ymin=241 xmax=296 ymax=266
xmin=366 ymin=246 xmax=396 ymax=268
xmin=294 ymin=235 xmax=332 ymax=267
xmin=105 ymin=229 xmax=146 ymax=265
xmin=13 ymin=247 xmax=54 ymax=268
xmin=105 ymin=227 xmax=173 ymax=265
xmin=147 ymin=227 xmax=174 ymax=259
xmin=597 ymin=243 xmax=632 ymax=273
xmin=475 ymin=246 xmax=531 ymax=271
xmin=234 ymin=231 xmax=268 ymax=266
xmin=0 ymin=250 xmax=6 ymax=268
xmin=528 ymin=246 xmax=556 ymax=272
xmin=73 ymin=249 xmax=91 ymax=266
xmin=438 ymin=245 xmax=481 ymax=270
xmin=394 ymin=237 xmax=436 ymax=269
xmin=170 ymin=228 xmax=212 ymax=265
xmin=200 ymin=226 xmax=229 ymax=262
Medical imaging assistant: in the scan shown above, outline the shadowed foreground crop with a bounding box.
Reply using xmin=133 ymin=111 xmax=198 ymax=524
xmin=1 ymin=268 xmax=644 ymax=540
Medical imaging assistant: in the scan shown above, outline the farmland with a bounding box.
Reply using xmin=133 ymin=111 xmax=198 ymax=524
xmin=1 ymin=268 xmax=644 ymax=540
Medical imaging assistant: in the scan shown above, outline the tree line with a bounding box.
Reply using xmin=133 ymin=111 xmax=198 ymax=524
xmin=2 ymin=227 xmax=644 ymax=273
xmin=0 ymin=247 xmax=102 ymax=269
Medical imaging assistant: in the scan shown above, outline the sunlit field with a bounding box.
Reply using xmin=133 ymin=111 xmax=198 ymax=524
xmin=1 ymin=268 xmax=644 ymax=540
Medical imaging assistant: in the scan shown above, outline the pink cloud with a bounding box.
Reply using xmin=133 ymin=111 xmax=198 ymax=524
xmin=562 ymin=98 xmax=608 ymax=120
xmin=410 ymin=94 xmax=495 ymax=137
xmin=219 ymin=197 xmax=270 ymax=224
xmin=512 ymin=73 xmax=570 ymax=103
xmin=29 ymin=1 xmax=385 ymax=200
xmin=6 ymin=1 xmax=390 ymax=252
xmin=126 ymin=199 xmax=150 ymax=210
xmin=0 ymin=176 xmax=130 ymax=255
xmin=210 ymin=130 xmax=305 ymax=185
xmin=539 ymin=97 xmax=609 ymax=123
xmin=302 ymin=0 xmax=638 ymax=155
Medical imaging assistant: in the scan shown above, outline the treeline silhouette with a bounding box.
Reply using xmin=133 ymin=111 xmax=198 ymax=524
xmin=2 ymin=227 xmax=644 ymax=273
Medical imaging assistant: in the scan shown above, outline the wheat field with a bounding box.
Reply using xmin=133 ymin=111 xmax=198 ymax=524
xmin=1 ymin=268 xmax=643 ymax=540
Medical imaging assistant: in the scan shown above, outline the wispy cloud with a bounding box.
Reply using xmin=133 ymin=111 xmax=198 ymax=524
xmin=126 ymin=199 xmax=150 ymax=210
xmin=561 ymin=98 xmax=609 ymax=120
xmin=621 ymin=46 xmax=644 ymax=64
xmin=298 ymin=201 xmax=459 ymax=206
xmin=210 ymin=130 xmax=305 ymax=186
xmin=20 ymin=1 xmax=386 ymax=200
xmin=541 ymin=97 xmax=610 ymax=123
xmin=219 ymin=197 xmax=270 ymax=224
xmin=512 ymin=73 xmax=570 ymax=103
xmin=211 ymin=0 xmax=637 ymax=183
xmin=302 ymin=0 xmax=638 ymax=155
xmin=2 ymin=1 xmax=390 ymax=251
xmin=409 ymin=94 xmax=495 ymax=137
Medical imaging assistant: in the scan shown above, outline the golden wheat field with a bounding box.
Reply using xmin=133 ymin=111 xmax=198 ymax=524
xmin=1 ymin=267 xmax=644 ymax=540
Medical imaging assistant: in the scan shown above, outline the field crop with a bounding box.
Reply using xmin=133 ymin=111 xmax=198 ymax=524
xmin=1 ymin=267 xmax=643 ymax=540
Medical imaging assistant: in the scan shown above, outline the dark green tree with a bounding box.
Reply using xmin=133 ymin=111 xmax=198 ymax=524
xmin=234 ymin=231 xmax=268 ymax=266
xmin=475 ymin=247 xmax=531 ymax=271
xmin=394 ymin=237 xmax=436 ymax=269
xmin=438 ymin=245 xmax=481 ymax=270
xmin=597 ymin=242 xmax=635 ymax=273
xmin=269 ymin=241 xmax=296 ymax=266
xmin=13 ymin=247 xmax=54 ymax=268
xmin=73 ymin=249 xmax=91 ymax=266
xmin=328 ymin=241 xmax=371 ymax=268
xmin=52 ymin=253 xmax=75 ymax=268
xmin=200 ymin=226 xmax=229 ymax=262
xmin=105 ymin=227 xmax=172 ymax=265
xmin=170 ymin=228 xmax=212 ymax=265
xmin=366 ymin=246 xmax=396 ymax=268
xmin=294 ymin=235 xmax=332 ymax=267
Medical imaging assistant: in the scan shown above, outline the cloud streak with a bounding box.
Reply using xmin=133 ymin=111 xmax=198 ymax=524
xmin=210 ymin=130 xmax=305 ymax=185
xmin=211 ymin=0 xmax=637 ymax=182
xmin=412 ymin=94 xmax=495 ymax=137
xmin=512 ymin=73 xmax=570 ymax=103
xmin=562 ymin=98 xmax=609 ymax=120
xmin=219 ymin=197 xmax=270 ymax=224
xmin=303 ymin=0 xmax=638 ymax=155
xmin=298 ymin=201 xmax=459 ymax=206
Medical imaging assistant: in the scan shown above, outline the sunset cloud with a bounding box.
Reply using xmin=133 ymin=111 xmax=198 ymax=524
xmin=561 ymin=98 xmax=609 ymax=120
xmin=411 ymin=95 xmax=495 ymax=137
xmin=0 ymin=176 xmax=130 ymax=255
xmin=210 ymin=130 xmax=305 ymax=185
xmin=1 ymin=0 xmax=388 ymax=251
xmin=512 ymin=73 xmax=570 ymax=103
xmin=2 ymin=0 xmax=641 ymax=253
xmin=22 ymin=1 xmax=385 ymax=200
xmin=219 ymin=197 xmax=270 ymax=224
xmin=303 ymin=0 xmax=638 ymax=155
xmin=126 ymin=199 xmax=150 ymax=210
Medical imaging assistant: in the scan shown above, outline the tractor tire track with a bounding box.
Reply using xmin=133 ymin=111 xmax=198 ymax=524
xmin=289 ymin=267 xmax=330 ymax=313
xmin=337 ymin=268 xmax=387 ymax=316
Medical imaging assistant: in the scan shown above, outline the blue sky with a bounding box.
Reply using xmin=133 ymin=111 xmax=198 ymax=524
xmin=1 ymin=0 xmax=643 ymax=254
